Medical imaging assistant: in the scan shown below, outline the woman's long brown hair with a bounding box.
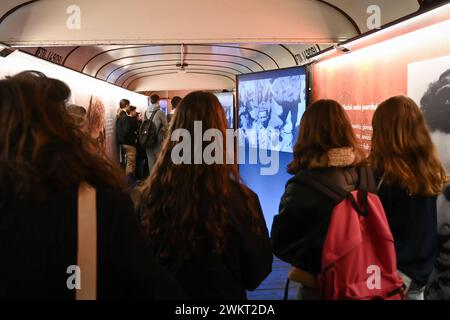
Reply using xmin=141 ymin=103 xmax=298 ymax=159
xmin=370 ymin=95 xmax=448 ymax=196
xmin=288 ymin=99 xmax=366 ymax=174
xmin=0 ymin=71 xmax=123 ymax=207
xmin=137 ymin=91 xmax=260 ymax=260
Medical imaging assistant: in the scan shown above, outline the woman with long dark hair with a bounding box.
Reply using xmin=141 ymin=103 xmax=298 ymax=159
xmin=136 ymin=91 xmax=272 ymax=300
xmin=0 ymin=71 xmax=182 ymax=299
xmin=271 ymin=99 xmax=369 ymax=299
xmin=370 ymin=95 xmax=448 ymax=300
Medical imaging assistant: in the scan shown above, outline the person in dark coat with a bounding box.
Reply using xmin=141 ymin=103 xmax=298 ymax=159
xmin=136 ymin=91 xmax=273 ymax=300
xmin=370 ymin=96 xmax=448 ymax=299
xmin=145 ymin=94 xmax=168 ymax=174
xmin=134 ymin=111 xmax=149 ymax=180
xmin=271 ymin=99 xmax=368 ymax=300
xmin=425 ymin=185 xmax=450 ymax=299
xmin=128 ymin=105 xmax=139 ymax=142
xmin=116 ymin=100 xmax=138 ymax=182
xmin=167 ymin=96 xmax=182 ymax=124
xmin=0 ymin=71 xmax=184 ymax=300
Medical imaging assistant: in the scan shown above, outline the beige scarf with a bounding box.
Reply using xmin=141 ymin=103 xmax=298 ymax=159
xmin=309 ymin=147 xmax=356 ymax=168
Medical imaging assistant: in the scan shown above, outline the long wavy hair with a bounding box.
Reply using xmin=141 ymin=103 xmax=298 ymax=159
xmin=288 ymin=99 xmax=366 ymax=174
xmin=0 ymin=71 xmax=123 ymax=208
xmin=137 ymin=91 xmax=260 ymax=260
xmin=370 ymin=96 xmax=448 ymax=196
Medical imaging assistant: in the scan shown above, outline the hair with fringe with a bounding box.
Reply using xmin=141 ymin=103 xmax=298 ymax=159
xmin=370 ymin=95 xmax=448 ymax=196
xmin=288 ymin=99 xmax=366 ymax=174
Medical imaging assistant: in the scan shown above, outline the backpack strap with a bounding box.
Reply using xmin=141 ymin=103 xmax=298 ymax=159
xmin=145 ymin=110 xmax=162 ymax=133
xmin=295 ymin=171 xmax=348 ymax=204
xmin=145 ymin=110 xmax=157 ymax=121
xmin=149 ymin=110 xmax=157 ymax=122
xmin=296 ymin=168 xmax=370 ymax=217
xmin=357 ymin=166 xmax=378 ymax=193
xmin=76 ymin=182 xmax=97 ymax=300
xmin=377 ymin=174 xmax=386 ymax=192
xmin=356 ymin=166 xmax=369 ymax=216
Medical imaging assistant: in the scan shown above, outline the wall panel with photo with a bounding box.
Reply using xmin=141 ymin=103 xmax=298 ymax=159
xmin=237 ymin=66 xmax=307 ymax=230
xmin=0 ymin=50 xmax=148 ymax=162
xmin=312 ymin=10 xmax=450 ymax=299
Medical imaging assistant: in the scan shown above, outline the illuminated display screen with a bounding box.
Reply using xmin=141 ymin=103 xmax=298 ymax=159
xmin=237 ymin=67 xmax=307 ymax=230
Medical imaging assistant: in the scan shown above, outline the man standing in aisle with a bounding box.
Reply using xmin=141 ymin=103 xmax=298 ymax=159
xmin=116 ymin=99 xmax=129 ymax=168
xmin=116 ymin=99 xmax=137 ymax=184
xmin=145 ymin=94 xmax=167 ymax=174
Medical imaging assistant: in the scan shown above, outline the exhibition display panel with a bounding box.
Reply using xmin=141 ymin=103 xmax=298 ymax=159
xmin=237 ymin=67 xmax=307 ymax=229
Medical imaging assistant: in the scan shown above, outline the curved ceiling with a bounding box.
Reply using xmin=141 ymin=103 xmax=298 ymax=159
xmin=19 ymin=43 xmax=304 ymax=90
xmin=0 ymin=0 xmax=420 ymax=91
xmin=0 ymin=0 xmax=420 ymax=45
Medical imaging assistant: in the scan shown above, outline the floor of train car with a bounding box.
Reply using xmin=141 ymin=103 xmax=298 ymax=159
xmin=247 ymin=257 xmax=300 ymax=300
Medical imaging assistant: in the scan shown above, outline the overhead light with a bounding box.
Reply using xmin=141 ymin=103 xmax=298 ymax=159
xmin=176 ymin=61 xmax=188 ymax=74
xmin=177 ymin=44 xmax=188 ymax=74
xmin=334 ymin=44 xmax=351 ymax=53
xmin=309 ymin=47 xmax=337 ymax=61
xmin=311 ymin=2 xmax=450 ymax=62
xmin=318 ymin=18 xmax=450 ymax=69
xmin=299 ymin=58 xmax=319 ymax=66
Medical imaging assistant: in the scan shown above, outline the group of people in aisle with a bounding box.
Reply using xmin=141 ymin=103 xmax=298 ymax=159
xmin=115 ymin=94 xmax=182 ymax=183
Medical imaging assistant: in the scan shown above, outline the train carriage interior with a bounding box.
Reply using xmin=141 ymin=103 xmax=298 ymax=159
xmin=1 ymin=0 xmax=450 ymax=306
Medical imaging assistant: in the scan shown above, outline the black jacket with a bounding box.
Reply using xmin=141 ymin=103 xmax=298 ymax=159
xmin=116 ymin=112 xmax=138 ymax=146
xmin=0 ymin=185 xmax=184 ymax=300
xmin=377 ymin=179 xmax=438 ymax=286
xmin=271 ymin=167 xmax=363 ymax=275
xmin=151 ymin=183 xmax=273 ymax=300
xmin=426 ymin=185 xmax=450 ymax=299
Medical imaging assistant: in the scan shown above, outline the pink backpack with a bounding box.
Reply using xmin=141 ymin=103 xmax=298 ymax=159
xmin=300 ymin=167 xmax=405 ymax=300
